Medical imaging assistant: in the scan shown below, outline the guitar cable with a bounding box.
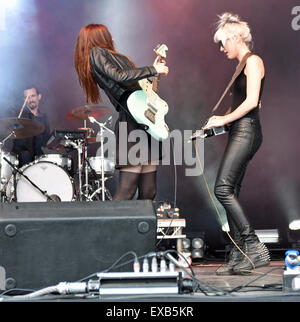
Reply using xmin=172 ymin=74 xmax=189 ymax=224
xmin=155 ymin=133 xmax=178 ymax=249
xmin=170 ymin=135 xmax=177 ymax=209
xmin=193 ymin=140 xmax=256 ymax=271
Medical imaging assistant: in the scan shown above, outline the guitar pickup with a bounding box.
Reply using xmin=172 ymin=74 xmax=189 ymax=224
xmin=144 ymin=109 xmax=156 ymax=124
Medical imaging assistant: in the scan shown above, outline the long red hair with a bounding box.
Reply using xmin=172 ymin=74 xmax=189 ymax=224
xmin=74 ymin=24 xmax=134 ymax=104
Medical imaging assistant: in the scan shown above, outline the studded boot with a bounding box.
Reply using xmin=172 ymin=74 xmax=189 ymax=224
xmin=216 ymin=242 xmax=244 ymax=275
xmin=232 ymin=238 xmax=270 ymax=274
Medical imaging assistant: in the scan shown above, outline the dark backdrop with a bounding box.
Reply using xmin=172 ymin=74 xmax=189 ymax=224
xmin=0 ymin=0 xmax=299 ymax=248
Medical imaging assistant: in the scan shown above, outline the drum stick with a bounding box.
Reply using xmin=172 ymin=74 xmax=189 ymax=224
xmin=18 ymin=95 xmax=29 ymax=119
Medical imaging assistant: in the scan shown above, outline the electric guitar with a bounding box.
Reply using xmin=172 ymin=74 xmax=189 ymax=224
xmin=127 ymin=44 xmax=169 ymax=141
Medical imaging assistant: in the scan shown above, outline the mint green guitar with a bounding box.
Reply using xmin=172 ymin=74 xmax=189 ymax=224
xmin=127 ymin=44 xmax=169 ymax=141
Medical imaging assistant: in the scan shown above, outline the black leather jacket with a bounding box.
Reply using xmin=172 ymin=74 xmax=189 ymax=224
xmin=90 ymin=47 xmax=157 ymax=110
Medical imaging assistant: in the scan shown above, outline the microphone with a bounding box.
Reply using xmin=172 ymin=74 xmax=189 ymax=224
xmin=188 ymin=129 xmax=206 ymax=143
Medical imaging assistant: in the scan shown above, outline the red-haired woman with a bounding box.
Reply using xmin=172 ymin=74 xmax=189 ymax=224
xmin=74 ymin=24 xmax=168 ymax=200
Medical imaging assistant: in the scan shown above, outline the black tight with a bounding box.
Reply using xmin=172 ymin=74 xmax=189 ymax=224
xmin=137 ymin=171 xmax=157 ymax=200
xmin=113 ymin=170 xmax=157 ymax=200
xmin=214 ymin=118 xmax=262 ymax=241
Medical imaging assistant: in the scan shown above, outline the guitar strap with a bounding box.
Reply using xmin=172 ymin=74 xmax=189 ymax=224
xmin=98 ymin=83 xmax=149 ymax=131
xmin=211 ymin=52 xmax=253 ymax=115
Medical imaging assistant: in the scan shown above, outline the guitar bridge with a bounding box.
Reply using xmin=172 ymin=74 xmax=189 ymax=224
xmin=144 ymin=109 xmax=156 ymax=124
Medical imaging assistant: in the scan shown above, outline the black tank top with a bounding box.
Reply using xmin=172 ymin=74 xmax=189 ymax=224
xmin=231 ymin=62 xmax=265 ymax=119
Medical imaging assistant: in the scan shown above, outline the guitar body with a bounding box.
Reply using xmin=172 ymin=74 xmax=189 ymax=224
xmin=127 ymin=44 xmax=170 ymax=142
xmin=127 ymin=86 xmax=169 ymax=141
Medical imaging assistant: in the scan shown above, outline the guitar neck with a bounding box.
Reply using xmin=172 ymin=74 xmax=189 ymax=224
xmin=152 ymin=75 xmax=161 ymax=94
xmin=152 ymin=55 xmax=163 ymax=94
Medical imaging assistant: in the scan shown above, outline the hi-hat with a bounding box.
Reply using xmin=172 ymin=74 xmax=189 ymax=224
xmin=66 ymin=105 xmax=110 ymax=121
xmin=0 ymin=117 xmax=45 ymax=139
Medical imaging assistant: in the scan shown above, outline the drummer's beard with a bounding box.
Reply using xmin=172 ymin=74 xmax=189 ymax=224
xmin=27 ymin=102 xmax=39 ymax=112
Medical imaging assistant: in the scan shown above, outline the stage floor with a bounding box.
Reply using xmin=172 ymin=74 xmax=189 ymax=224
xmin=189 ymin=260 xmax=286 ymax=298
xmin=120 ymin=260 xmax=300 ymax=302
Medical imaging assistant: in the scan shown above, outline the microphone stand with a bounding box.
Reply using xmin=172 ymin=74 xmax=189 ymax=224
xmin=88 ymin=116 xmax=114 ymax=201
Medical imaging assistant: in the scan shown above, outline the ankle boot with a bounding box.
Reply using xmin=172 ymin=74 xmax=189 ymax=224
xmin=233 ymin=239 xmax=270 ymax=274
xmin=216 ymin=247 xmax=242 ymax=275
xmin=216 ymin=242 xmax=243 ymax=276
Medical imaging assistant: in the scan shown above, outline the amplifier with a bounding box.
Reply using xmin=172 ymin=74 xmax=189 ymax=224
xmin=0 ymin=200 xmax=157 ymax=290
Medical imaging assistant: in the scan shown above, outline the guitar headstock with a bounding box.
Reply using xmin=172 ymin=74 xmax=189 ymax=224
xmin=154 ymin=44 xmax=168 ymax=59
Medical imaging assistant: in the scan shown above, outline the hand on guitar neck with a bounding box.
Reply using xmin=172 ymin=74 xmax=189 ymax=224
xmin=153 ymin=56 xmax=169 ymax=76
xmin=127 ymin=44 xmax=170 ymax=141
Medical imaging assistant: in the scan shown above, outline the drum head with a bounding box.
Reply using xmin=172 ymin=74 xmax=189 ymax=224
xmin=15 ymin=161 xmax=73 ymax=202
xmin=88 ymin=157 xmax=115 ymax=175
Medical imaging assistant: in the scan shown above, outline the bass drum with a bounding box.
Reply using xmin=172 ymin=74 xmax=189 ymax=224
xmin=6 ymin=161 xmax=74 ymax=202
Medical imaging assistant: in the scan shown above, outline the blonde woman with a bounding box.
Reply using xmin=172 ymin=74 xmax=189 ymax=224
xmin=203 ymin=13 xmax=270 ymax=275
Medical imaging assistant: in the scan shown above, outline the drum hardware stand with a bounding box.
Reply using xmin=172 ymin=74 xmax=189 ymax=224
xmin=83 ymin=158 xmax=113 ymax=201
xmin=63 ymin=138 xmax=85 ymax=202
xmin=0 ymin=131 xmax=17 ymax=202
xmin=88 ymin=116 xmax=114 ymax=201
xmin=82 ymin=119 xmax=89 ymax=198
xmin=2 ymin=156 xmax=60 ymax=202
xmin=87 ymin=177 xmax=113 ymax=201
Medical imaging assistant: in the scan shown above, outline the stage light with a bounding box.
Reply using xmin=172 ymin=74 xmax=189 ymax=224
xmin=275 ymin=179 xmax=300 ymax=232
xmin=286 ymin=207 xmax=300 ymax=231
xmin=2 ymin=0 xmax=18 ymax=10
xmin=191 ymin=238 xmax=205 ymax=259
xmin=181 ymin=238 xmax=191 ymax=252
xmin=289 ymin=220 xmax=300 ymax=231
xmin=0 ymin=5 xmax=5 ymax=31
xmin=255 ymin=229 xmax=280 ymax=244
xmin=286 ymin=209 xmax=300 ymax=231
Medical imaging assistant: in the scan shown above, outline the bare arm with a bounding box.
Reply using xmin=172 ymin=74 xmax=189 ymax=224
xmin=203 ymin=55 xmax=265 ymax=130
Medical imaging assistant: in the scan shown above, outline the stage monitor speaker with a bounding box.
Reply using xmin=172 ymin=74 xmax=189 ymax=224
xmin=0 ymin=200 xmax=157 ymax=290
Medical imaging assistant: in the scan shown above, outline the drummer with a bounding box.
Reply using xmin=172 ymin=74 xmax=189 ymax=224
xmin=12 ymin=86 xmax=50 ymax=167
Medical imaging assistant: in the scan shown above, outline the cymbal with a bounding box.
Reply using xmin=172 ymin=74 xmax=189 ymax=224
xmin=66 ymin=105 xmax=110 ymax=121
xmin=0 ymin=117 xmax=45 ymax=139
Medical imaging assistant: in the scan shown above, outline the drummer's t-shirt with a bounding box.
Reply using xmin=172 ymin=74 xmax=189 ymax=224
xmin=12 ymin=107 xmax=50 ymax=167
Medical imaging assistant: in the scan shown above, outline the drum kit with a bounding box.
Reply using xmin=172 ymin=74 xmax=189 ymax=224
xmin=0 ymin=105 xmax=115 ymax=203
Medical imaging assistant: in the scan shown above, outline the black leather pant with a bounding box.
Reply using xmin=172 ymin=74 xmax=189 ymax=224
xmin=214 ymin=117 xmax=263 ymax=242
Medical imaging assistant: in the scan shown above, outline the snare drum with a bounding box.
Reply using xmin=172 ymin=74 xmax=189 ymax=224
xmin=87 ymin=157 xmax=115 ymax=175
xmin=36 ymin=154 xmax=72 ymax=171
xmin=0 ymin=152 xmax=18 ymax=191
xmin=6 ymin=161 xmax=74 ymax=202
